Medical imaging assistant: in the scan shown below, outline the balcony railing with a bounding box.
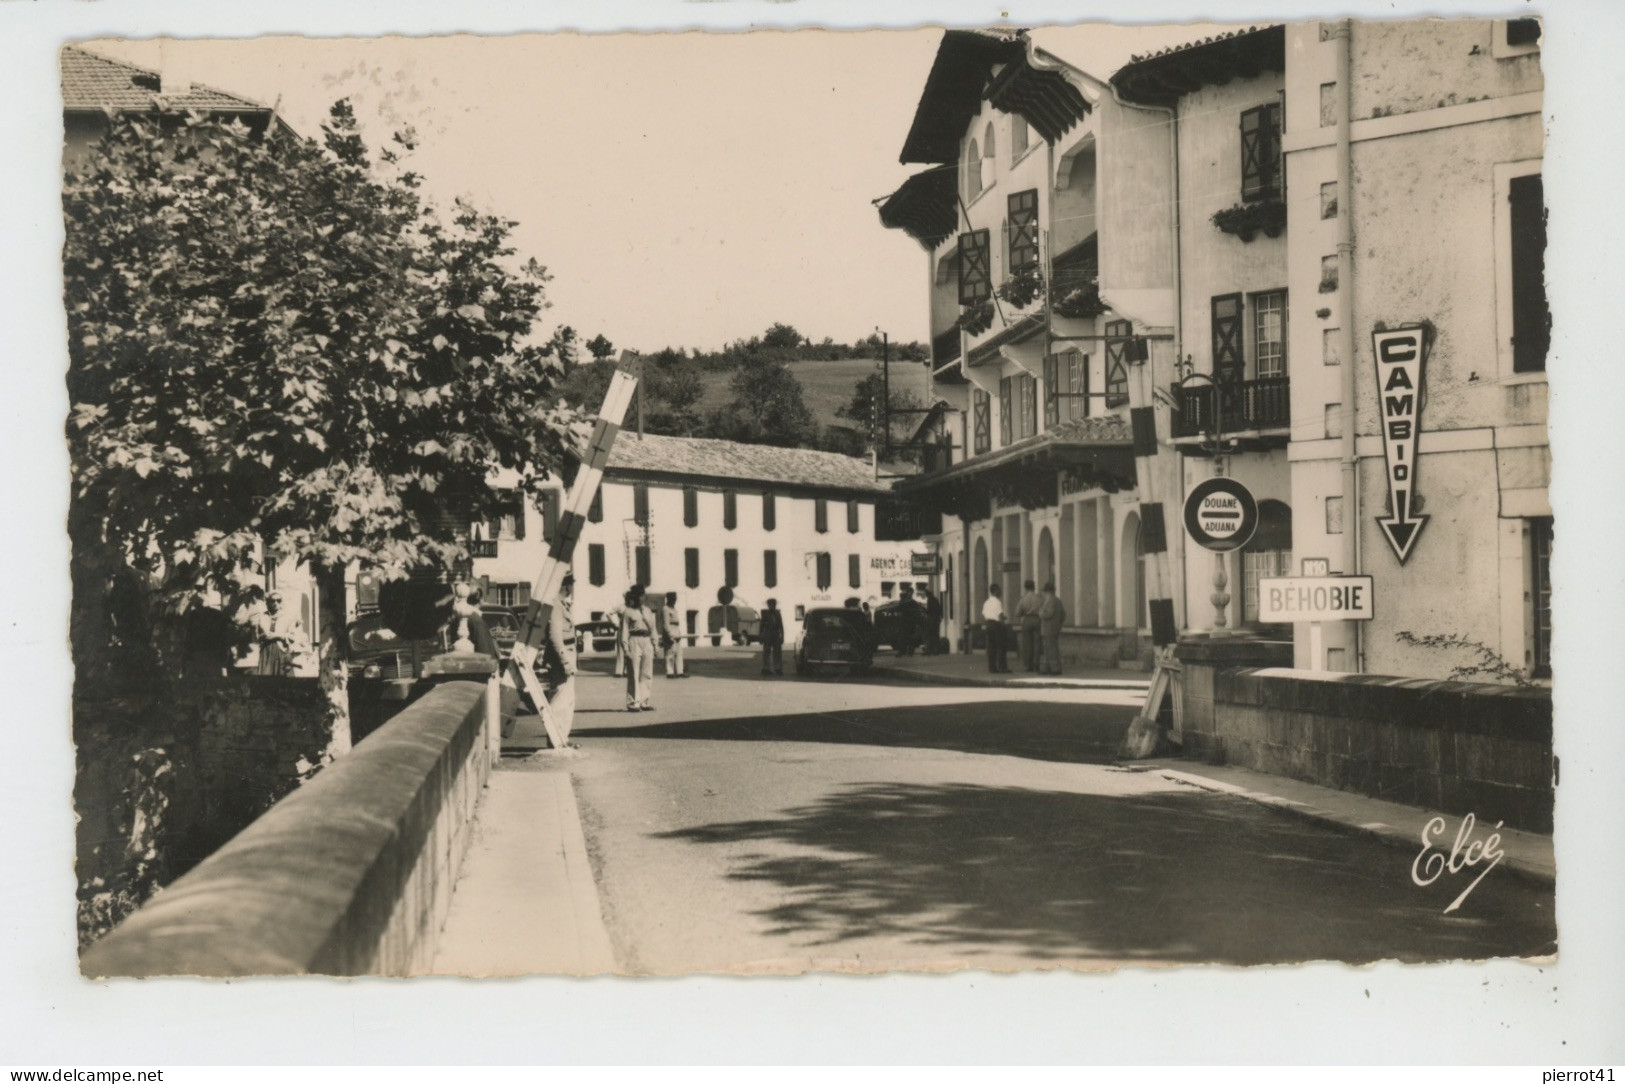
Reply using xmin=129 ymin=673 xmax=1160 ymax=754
xmin=1170 ymin=377 xmax=1291 ymax=439
xmin=468 ymin=539 xmax=499 ymax=558
xmin=932 ymin=327 xmax=962 ymax=369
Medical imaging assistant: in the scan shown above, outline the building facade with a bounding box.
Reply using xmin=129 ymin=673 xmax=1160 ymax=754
xmin=882 ymin=20 xmax=1547 ymax=682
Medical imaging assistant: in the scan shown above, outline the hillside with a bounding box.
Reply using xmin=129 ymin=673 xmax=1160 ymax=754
xmin=695 ymin=357 xmax=935 ymax=432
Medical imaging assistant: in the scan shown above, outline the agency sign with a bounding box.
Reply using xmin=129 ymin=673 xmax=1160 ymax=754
xmin=1372 ymin=326 xmax=1429 ymax=564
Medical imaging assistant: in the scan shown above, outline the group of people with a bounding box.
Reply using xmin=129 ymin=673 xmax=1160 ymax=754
xmin=612 ymin=586 xmax=690 ymax=712
xmin=981 ymin=579 xmax=1067 ymax=675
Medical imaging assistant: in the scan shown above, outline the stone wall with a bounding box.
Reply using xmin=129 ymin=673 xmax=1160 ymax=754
xmin=81 ymin=680 xmax=494 ymax=977
xmin=1177 ymin=641 xmax=1552 ymax=831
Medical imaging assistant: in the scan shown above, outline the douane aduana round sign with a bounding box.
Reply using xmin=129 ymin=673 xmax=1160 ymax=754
xmin=1183 ymin=477 xmax=1259 ymax=552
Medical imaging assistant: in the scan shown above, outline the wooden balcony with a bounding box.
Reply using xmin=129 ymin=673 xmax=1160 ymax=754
xmin=931 ymin=327 xmax=962 ymax=370
xmin=1170 ymin=377 xmax=1290 ymax=440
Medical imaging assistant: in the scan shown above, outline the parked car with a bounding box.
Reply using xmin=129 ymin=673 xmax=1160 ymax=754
xmin=871 ymin=596 xmax=928 ymax=654
xmin=346 ymin=613 xmax=447 ymax=681
xmin=576 ymin=616 xmax=619 ymax=654
xmin=707 ymin=598 xmax=761 ymax=645
xmin=795 ymin=607 xmax=877 ymax=675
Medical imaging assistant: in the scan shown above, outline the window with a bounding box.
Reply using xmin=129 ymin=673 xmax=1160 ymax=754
xmin=1007 ymin=189 xmax=1039 ymax=272
xmin=1242 ymin=500 xmax=1294 ymax=626
xmin=1509 ymin=172 xmax=1549 ymax=374
xmin=973 ymin=388 xmax=992 ymax=454
xmin=999 ymin=377 xmax=1013 ymax=447
xmin=815 ymin=499 xmax=829 ymax=533
xmin=588 ymin=544 xmax=606 ymax=587
xmin=1254 ymin=291 xmax=1288 ymax=379
xmin=763 ymin=549 xmax=778 ymax=589
xmin=633 ymin=484 xmax=649 ymax=527
xmin=588 ymin=488 xmax=603 ymax=523
xmin=1044 ymin=351 xmax=1088 ymax=427
xmin=685 ymin=547 xmax=700 ymax=589
xmin=1105 ymin=319 xmax=1132 ymax=408
xmin=683 ymin=486 xmax=698 ymax=527
xmin=724 ymin=549 xmax=739 ymax=589
xmin=1019 ymin=373 xmax=1037 ymax=439
xmin=1011 ymin=115 xmax=1029 ymax=161
xmin=762 ymin=491 xmax=777 ymax=531
xmin=489 ymin=492 xmax=527 ymax=540
xmin=1530 ymin=516 xmax=1552 ymax=678
xmin=846 ymin=501 xmax=860 ymax=534
xmin=1240 ymin=103 xmax=1283 ymax=203
xmin=957 ymin=229 xmax=992 ymax=305
xmin=849 ymin=554 xmax=862 ymax=589
xmin=1495 ymin=18 xmax=1541 ymax=58
xmin=634 ymin=544 xmax=651 ymax=587
xmin=1000 ymin=373 xmax=1038 ymax=444
xmin=964 ymin=137 xmax=983 ymax=200
xmin=723 ymin=489 xmax=737 ymax=530
xmin=815 ymin=552 xmax=832 ymax=591
xmin=983 ymin=121 xmax=995 ymax=163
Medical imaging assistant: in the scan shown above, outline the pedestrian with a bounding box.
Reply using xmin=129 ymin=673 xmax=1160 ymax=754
xmin=893 ymin=584 xmax=922 ymax=656
xmin=661 ymin=591 xmax=687 ymax=678
xmin=759 ymin=597 xmax=785 ymax=675
xmin=542 ymin=575 xmax=578 ymax=689
xmin=920 ymin=587 xmax=943 ymax=655
xmin=1038 ymin=581 xmax=1066 ymax=675
xmin=1014 ymin=579 xmax=1042 ymax=673
xmin=464 ymin=586 xmax=499 ymax=661
xmin=619 ymin=587 xmax=657 ymax=711
xmin=981 ymin=583 xmax=1010 ymax=674
xmin=254 ymin=589 xmax=310 ymax=676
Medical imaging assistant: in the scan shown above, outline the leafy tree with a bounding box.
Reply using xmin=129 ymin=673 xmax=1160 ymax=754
xmin=64 ymin=102 xmax=583 ymax=697
xmin=836 ymin=371 xmax=924 ymax=448
xmin=761 ymin=322 xmax=805 ymax=351
xmin=585 ymin=332 xmax=614 ymax=363
xmin=705 ymin=357 xmax=818 ymax=448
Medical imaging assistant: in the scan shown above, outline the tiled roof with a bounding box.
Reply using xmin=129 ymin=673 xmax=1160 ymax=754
xmin=61 ymin=45 xmax=273 ymax=114
xmin=604 ymin=433 xmax=893 ymax=495
xmin=1111 ymin=25 xmax=1286 ymax=107
xmin=1126 ymin=26 xmax=1275 ymax=65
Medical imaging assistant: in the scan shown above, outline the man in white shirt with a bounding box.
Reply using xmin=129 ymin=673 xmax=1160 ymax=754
xmin=981 ymin=583 xmax=1010 ymax=674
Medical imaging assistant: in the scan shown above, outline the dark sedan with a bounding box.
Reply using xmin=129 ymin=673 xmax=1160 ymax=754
xmin=795 ymin=607 xmax=877 ymax=675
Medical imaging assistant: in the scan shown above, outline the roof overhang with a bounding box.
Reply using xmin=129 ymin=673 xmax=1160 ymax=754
xmin=966 ymin=313 xmax=1046 ymax=367
xmin=1110 ymin=25 xmax=1286 ymax=107
xmin=894 ymin=420 xmax=1135 ymax=518
xmin=984 ymin=51 xmax=1092 ymax=145
xmin=877 ymin=166 xmax=959 ymax=250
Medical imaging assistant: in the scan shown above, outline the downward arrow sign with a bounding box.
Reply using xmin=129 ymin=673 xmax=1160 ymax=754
xmin=1372 ymin=326 xmax=1430 ymax=565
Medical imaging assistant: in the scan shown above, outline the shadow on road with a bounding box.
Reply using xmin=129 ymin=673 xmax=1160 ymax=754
xmin=657 ymin=781 xmax=1557 ymax=965
xmin=578 ymin=701 xmax=1134 ymax=765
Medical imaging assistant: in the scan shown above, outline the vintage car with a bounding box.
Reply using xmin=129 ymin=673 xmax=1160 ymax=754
xmin=870 ymin=596 xmax=929 ymax=654
xmin=794 ymin=606 xmax=877 ymax=675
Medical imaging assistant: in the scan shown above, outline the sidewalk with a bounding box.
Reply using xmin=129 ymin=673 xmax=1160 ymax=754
xmin=868 ymin=649 xmax=1151 ymax=691
xmin=1141 ymin=758 xmax=1555 ymax=885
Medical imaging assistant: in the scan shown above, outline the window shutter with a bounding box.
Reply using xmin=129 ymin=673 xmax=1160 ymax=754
xmin=1240 ymin=104 xmax=1282 ymax=202
xmin=973 ymin=389 xmax=992 ymax=454
xmin=633 ymin=484 xmax=649 ymax=526
xmin=1022 ymin=374 xmax=1038 ymax=438
xmin=999 ymin=377 xmax=1013 ymax=447
xmin=1007 ymin=190 xmax=1039 ymax=271
xmin=588 ymin=544 xmax=606 ymax=587
xmin=683 ymin=486 xmax=698 ymax=527
xmin=849 ymin=554 xmax=862 ymax=589
xmin=1210 ymin=296 xmax=1244 ymax=384
xmin=1067 ymin=350 xmax=1089 ymax=420
xmin=816 ymin=553 xmax=832 ymax=591
xmin=847 ymin=501 xmax=860 ymax=534
xmin=1043 ymin=353 xmax=1060 ymax=428
xmin=1509 ymin=173 xmax=1549 ymax=374
xmin=634 ymin=545 xmax=651 ymax=586
xmin=724 ymin=549 xmax=739 ymax=588
xmin=723 ymin=490 xmax=738 ymax=530
xmin=957 ymin=229 xmax=992 ymax=305
xmin=762 ymin=492 xmax=776 ymax=531
xmin=685 ymin=548 xmax=700 ymax=589
xmin=815 ymin=499 xmax=829 ymax=533
xmin=764 ymin=549 xmax=778 ymax=588
xmin=1105 ymin=319 xmax=1132 ymax=408
xmin=588 ymin=488 xmax=603 ymax=523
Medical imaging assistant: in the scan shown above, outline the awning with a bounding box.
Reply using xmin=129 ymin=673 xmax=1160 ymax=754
xmin=985 ymin=56 xmax=1091 ymax=145
xmin=877 ymin=167 xmax=959 ymax=251
xmin=966 ymin=312 xmax=1045 ymax=366
xmin=895 ymin=414 xmax=1136 ymax=519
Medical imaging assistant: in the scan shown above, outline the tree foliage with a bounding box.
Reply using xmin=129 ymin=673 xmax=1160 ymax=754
xmin=584 ymin=332 xmax=615 ymax=362
xmin=64 ymin=102 xmax=584 ymax=687
xmin=705 ymin=356 xmax=818 ymax=448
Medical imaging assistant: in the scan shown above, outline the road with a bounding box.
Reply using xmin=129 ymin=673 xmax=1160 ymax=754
xmin=501 ymin=648 xmax=1557 ymax=974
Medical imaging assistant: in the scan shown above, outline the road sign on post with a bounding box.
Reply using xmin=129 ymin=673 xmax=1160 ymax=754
xmin=1183 ymin=477 xmax=1259 ymax=552
xmin=1258 ymin=574 xmax=1376 ymax=672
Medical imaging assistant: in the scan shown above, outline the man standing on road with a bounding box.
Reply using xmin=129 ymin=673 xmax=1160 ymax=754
xmin=661 ymin=591 xmax=686 ymax=679
xmin=759 ymin=597 xmax=786 ymax=676
xmin=1014 ymin=579 xmax=1042 ymax=673
xmin=619 ymin=587 xmax=657 ymax=712
xmin=1038 ymin=581 xmax=1066 ymax=675
xmin=981 ymin=583 xmax=1009 ymax=674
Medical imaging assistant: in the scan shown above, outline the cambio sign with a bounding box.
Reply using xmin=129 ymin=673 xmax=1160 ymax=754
xmin=1372 ymin=326 xmax=1429 ymax=564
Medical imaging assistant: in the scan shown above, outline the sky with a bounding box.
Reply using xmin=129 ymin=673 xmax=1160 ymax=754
xmin=84 ymin=25 xmax=1238 ymax=355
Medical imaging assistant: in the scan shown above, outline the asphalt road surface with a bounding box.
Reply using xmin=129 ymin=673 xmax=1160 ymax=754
xmin=522 ymin=648 xmax=1557 ymax=974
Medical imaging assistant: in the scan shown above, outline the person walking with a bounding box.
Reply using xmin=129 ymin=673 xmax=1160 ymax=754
xmin=1038 ymin=581 xmax=1067 ymax=675
xmin=542 ymin=574 xmax=579 ymax=728
xmin=619 ymin=587 xmax=657 ymax=711
xmin=661 ymin=591 xmax=687 ymax=678
xmin=759 ymin=597 xmax=786 ymax=676
xmin=1013 ymin=579 xmax=1042 ymax=673
xmin=981 ymin=583 xmax=1010 ymax=674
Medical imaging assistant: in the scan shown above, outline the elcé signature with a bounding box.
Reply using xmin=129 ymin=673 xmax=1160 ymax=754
xmin=1411 ymin=812 xmax=1504 ymax=913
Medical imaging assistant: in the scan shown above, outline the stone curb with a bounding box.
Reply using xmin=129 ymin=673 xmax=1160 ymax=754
xmin=868 ymin=662 xmax=1151 ymax=693
xmin=1151 ymin=766 xmax=1555 ymax=887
